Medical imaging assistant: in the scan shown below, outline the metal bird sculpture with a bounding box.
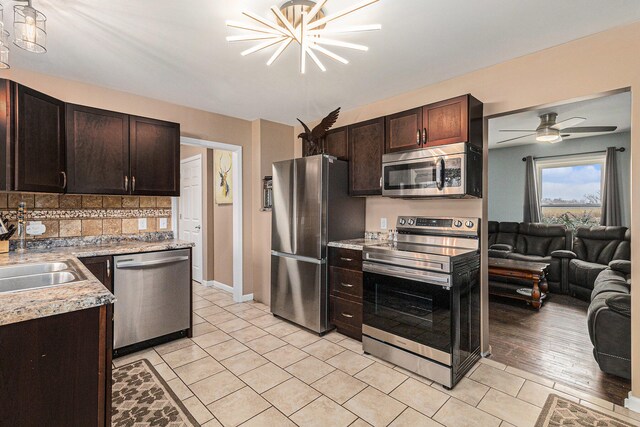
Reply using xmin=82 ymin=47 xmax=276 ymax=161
xmin=297 ymin=107 xmax=341 ymax=156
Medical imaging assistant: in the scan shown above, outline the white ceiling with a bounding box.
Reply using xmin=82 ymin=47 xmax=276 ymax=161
xmin=6 ymin=0 xmax=640 ymax=124
xmin=488 ymin=91 xmax=631 ymax=149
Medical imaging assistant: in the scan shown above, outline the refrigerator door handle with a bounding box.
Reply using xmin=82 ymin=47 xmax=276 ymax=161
xmin=271 ymin=250 xmax=325 ymax=265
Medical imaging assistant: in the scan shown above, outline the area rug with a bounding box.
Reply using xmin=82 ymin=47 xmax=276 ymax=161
xmin=112 ymin=359 xmax=200 ymax=427
xmin=535 ymin=394 xmax=635 ymax=427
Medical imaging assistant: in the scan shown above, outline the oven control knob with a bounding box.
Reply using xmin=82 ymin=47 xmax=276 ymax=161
xmin=399 ymin=218 xmax=406 ymax=225
xmin=408 ymin=218 xmax=415 ymax=225
xmin=453 ymin=220 xmax=463 ymax=228
xmin=465 ymin=221 xmax=474 ymax=228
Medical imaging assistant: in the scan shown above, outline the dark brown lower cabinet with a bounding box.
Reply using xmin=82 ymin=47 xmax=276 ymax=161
xmin=329 ymin=247 xmax=364 ymax=340
xmin=0 ymin=305 xmax=110 ymax=426
xmin=79 ymin=255 xmax=113 ymax=426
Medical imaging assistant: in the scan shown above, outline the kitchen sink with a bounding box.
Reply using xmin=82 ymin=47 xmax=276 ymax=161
xmin=0 ymin=261 xmax=87 ymax=294
xmin=0 ymin=262 xmax=70 ymax=279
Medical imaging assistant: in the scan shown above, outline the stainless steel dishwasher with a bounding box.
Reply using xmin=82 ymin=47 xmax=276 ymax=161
xmin=113 ymin=249 xmax=191 ymax=351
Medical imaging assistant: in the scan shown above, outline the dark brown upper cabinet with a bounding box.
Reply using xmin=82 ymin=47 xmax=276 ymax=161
xmin=323 ymin=126 xmax=349 ymax=160
xmin=130 ymin=116 xmax=180 ymax=196
xmin=348 ymin=117 xmax=384 ymax=196
xmin=66 ymin=105 xmax=130 ymax=195
xmin=423 ymin=95 xmax=469 ymax=147
xmin=385 ymin=107 xmax=423 ymax=153
xmin=383 ymin=95 xmax=483 ymax=153
xmin=14 ymin=84 xmax=66 ymax=193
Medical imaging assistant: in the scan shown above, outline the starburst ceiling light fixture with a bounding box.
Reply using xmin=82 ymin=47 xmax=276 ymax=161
xmin=226 ymin=0 xmax=381 ymax=74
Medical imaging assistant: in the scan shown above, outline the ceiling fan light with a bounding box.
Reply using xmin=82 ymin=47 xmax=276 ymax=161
xmin=536 ymin=127 xmax=560 ymax=142
xmin=0 ymin=30 xmax=10 ymax=69
xmin=13 ymin=1 xmax=46 ymax=54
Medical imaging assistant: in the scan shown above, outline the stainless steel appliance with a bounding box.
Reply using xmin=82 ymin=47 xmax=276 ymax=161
xmin=382 ymin=142 xmax=482 ymax=198
xmin=271 ymin=155 xmax=365 ymax=334
xmin=113 ymin=249 xmax=191 ymax=352
xmin=362 ymin=217 xmax=480 ymax=388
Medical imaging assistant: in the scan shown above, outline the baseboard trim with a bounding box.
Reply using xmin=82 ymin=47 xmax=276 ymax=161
xmin=624 ymin=392 xmax=640 ymax=413
xmin=205 ymin=280 xmax=234 ymax=294
xmin=240 ymin=293 xmax=254 ymax=302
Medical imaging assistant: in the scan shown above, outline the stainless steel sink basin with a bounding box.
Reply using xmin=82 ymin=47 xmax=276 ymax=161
xmin=0 ymin=262 xmax=70 ymax=279
xmin=0 ymin=271 xmax=80 ymax=293
xmin=0 ymin=261 xmax=87 ymax=294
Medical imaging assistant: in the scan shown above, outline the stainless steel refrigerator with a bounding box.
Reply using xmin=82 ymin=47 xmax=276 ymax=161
xmin=271 ymin=155 xmax=365 ymax=333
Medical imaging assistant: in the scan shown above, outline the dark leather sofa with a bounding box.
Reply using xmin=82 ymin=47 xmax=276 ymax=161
xmin=563 ymin=227 xmax=630 ymax=300
xmin=488 ymin=222 xmax=572 ymax=293
xmin=587 ymin=260 xmax=631 ymax=379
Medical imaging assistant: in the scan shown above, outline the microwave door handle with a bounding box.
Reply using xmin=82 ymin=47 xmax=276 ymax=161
xmin=436 ymin=157 xmax=445 ymax=190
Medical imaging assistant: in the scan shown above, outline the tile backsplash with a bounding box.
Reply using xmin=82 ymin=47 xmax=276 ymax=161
xmin=0 ymin=193 xmax=172 ymax=240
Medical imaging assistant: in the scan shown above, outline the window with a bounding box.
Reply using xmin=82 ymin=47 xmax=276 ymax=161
xmin=536 ymin=153 xmax=605 ymax=229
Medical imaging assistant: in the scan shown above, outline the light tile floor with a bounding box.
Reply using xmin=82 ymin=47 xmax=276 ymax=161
xmin=114 ymin=282 xmax=640 ymax=427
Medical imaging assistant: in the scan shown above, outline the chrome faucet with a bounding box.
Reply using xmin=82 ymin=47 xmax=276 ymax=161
xmin=16 ymin=201 xmax=26 ymax=253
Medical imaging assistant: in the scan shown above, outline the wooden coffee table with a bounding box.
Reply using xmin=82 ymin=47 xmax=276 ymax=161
xmin=488 ymin=258 xmax=549 ymax=309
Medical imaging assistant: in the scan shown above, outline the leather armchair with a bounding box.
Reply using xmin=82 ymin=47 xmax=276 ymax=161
xmin=505 ymin=223 xmax=571 ymax=293
xmin=568 ymin=226 xmax=629 ymax=300
xmin=487 ymin=222 xmax=571 ymax=294
xmin=587 ymin=260 xmax=631 ymax=379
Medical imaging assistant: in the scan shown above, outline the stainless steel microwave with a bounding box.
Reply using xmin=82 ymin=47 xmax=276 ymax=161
xmin=382 ymin=142 xmax=482 ymax=198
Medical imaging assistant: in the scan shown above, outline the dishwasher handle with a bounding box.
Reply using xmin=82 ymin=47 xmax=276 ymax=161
xmin=116 ymin=255 xmax=189 ymax=269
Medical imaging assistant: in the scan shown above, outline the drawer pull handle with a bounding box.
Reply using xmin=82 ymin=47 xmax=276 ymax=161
xmin=340 ymin=257 xmax=353 ymax=262
xmin=340 ymin=282 xmax=353 ymax=288
xmin=341 ymin=313 xmax=354 ymax=318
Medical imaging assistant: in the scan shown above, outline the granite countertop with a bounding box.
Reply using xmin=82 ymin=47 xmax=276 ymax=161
xmin=0 ymin=239 xmax=194 ymax=326
xmin=328 ymin=238 xmax=388 ymax=251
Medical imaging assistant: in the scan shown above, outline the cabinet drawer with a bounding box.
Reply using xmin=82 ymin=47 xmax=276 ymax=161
xmin=331 ymin=296 xmax=362 ymax=331
xmin=330 ymin=267 xmax=362 ymax=300
xmin=329 ymin=247 xmax=362 ymax=270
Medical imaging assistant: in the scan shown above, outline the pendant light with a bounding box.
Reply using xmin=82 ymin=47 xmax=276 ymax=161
xmin=0 ymin=4 xmax=9 ymax=69
xmin=13 ymin=0 xmax=46 ymax=53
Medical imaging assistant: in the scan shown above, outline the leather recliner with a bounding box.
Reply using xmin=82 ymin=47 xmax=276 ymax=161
xmin=488 ymin=222 xmax=571 ymax=293
xmin=587 ymin=260 xmax=631 ymax=379
xmin=563 ymin=227 xmax=630 ymax=300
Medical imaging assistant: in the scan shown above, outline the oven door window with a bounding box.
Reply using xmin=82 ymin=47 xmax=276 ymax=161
xmin=384 ymin=157 xmax=462 ymax=191
xmin=363 ymin=272 xmax=451 ymax=354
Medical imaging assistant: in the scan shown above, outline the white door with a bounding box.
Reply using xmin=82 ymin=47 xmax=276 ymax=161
xmin=179 ymin=156 xmax=203 ymax=282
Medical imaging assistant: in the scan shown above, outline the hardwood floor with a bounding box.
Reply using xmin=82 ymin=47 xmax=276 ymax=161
xmin=489 ymin=294 xmax=631 ymax=405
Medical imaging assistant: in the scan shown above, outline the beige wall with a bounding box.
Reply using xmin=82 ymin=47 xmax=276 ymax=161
xmin=212 ymin=149 xmax=234 ymax=286
xmin=296 ymin=22 xmax=640 ymax=398
xmin=251 ymin=119 xmax=296 ymax=303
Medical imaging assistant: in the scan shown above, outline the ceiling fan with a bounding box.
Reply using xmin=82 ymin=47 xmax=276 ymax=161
xmin=497 ymin=113 xmax=617 ymax=144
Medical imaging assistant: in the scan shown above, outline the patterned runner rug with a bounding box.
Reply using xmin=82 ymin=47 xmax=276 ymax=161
xmin=535 ymin=394 xmax=635 ymax=427
xmin=112 ymin=359 xmax=200 ymax=427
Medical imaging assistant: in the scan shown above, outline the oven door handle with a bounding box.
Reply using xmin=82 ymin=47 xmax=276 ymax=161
xmin=364 ymin=252 xmax=447 ymax=272
xmin=363 ymin=262 xmax=451 ymax=287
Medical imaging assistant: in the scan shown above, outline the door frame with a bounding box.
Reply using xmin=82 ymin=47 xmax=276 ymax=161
xmin=175 ymin=137 xmax=246 ymax=303
xmin=178 ymin=154 xmax=204 ymax=283
xmin=483 ymin=87 xmax=633 ymax=406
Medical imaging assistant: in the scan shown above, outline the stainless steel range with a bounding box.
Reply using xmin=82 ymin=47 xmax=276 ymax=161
xmin=362 ymin=216 xmax=481 ymax=389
